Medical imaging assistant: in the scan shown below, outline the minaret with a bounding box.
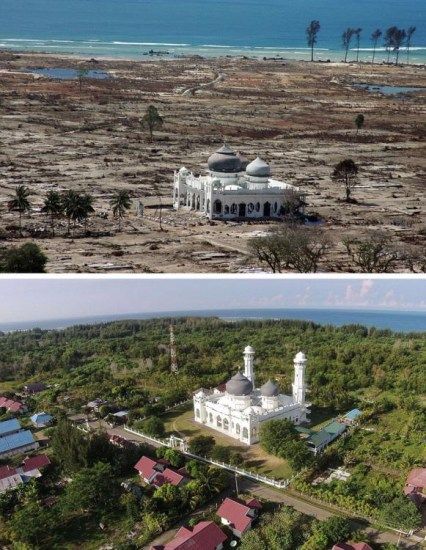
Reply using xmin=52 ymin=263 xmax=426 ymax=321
xmin=170 ymin=325 xmax=178 ymax=373
xmin=292 ymin=351 xmax=307 ymax=404
xmin=243 ymin=345 xmax=255 ymax=387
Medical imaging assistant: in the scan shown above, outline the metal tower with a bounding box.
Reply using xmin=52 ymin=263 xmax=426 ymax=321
xmin=170 ymin=324 xmax=178 ymax=373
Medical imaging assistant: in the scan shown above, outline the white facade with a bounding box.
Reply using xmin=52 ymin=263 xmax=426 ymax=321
xmin=173 ymin=145 xmax=302 ymax=220
xmin=193 ymin=348 xmax=310 ymax=445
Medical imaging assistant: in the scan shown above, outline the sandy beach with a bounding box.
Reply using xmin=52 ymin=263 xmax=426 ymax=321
xmin=0 ymin=50 xmax=424 ymax=272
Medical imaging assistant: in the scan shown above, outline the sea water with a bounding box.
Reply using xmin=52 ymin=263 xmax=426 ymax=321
xmin=0 ymin=0 xmax=425 ymax=63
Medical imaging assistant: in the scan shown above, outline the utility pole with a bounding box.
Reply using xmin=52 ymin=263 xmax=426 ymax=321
xmin=235 ymin=472 xmax=239 ymax=496
xmin=170 ymin=324 xmax=178 ymax=373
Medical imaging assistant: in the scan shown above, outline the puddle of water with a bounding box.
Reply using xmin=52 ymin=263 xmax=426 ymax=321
xmin=353 ymin=83 xmax=425 ymax=95
xmin=22 ymin=67 xmax=110 ymax=80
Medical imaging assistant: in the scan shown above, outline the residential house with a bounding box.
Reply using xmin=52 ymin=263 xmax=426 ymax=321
xmin=404 ymin=468 xmax=426 ymax=506
xmin=0 ymin=454 xmax=50 ymax=493
xmin=307 ymin=420 xmax=347 ymax=455
xmin=23 ymin=382 xmax=47 ymax=395
xmin=0 ymin=418 xmax=39 ymax=458
xmin=0 ymin=396 xmax=27 ymax=414
xmin=217 ymin=497 xmax=262 ymax=538
xmin=151 ymin=520 xmax=227 ymax=550
xmin=31 ymin=412 xmax=53 ymax=428
xmin=342 ymin=409 xmax=362 ymax=425
xmin=134 ymin=456 xmax=188 ymax=487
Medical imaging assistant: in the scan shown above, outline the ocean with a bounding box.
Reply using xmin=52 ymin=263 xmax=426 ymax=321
xmin=0 ymin=0 xmax=424 ymax=63
xmin=1 ymin=309 xmax=425 ymax=333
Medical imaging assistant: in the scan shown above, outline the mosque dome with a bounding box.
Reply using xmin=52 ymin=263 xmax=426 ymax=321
xmin=226 ymin=372 xmax=253 ymax=396
xmin=246 ymin=157 xmax=271 ymax=178
xmin=244 ymin=345 xmax=255 ymax=354
xmin=295 ymin=351 xmax=306 ymax=362
xmin=260 ymin=379 xmax=279 ymax=397
xmin=208 ymin=144 xmax=242 ymax=173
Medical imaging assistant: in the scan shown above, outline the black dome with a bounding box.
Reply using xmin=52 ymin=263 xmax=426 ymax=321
xmin=226 ymin=372 xmax=253 ymax=396
xmin=260 ymin=379 xmax=279 ymax=397
xmin=208 ymin=145 xmax=242 ymax=174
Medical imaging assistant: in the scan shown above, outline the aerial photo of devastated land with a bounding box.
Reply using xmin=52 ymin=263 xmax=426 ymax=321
xmin=0 ymin=52 xmax=425 ymax=273
xmin=0 ymin=278 xmax=425 ymax=548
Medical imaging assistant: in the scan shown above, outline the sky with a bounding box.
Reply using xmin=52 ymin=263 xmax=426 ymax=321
xmin=0 ymin=276 xmax=425 ymax=323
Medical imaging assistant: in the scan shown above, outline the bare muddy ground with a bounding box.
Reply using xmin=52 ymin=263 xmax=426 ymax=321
xmin=0 ymin=51 xmax=424 ymax=272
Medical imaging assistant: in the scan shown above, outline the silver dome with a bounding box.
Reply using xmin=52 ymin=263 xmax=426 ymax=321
xmin=246 ymin=157 xmax=271 ymax=177
xmin=208 ymin=144 xmax=242 ymax=174
xmin=260 ymin=379 xmax=279 ymax=397
xmin=226 ymin=372 xmax=253 ymax=396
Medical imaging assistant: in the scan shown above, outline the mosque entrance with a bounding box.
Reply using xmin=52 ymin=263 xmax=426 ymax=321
xmin=213 ymin=200 xmax=222 ymax=214
xmin=238 ymin=203 xmax=246 ymax=217
xmin=263 ymin=202 xmax=271 ymax=217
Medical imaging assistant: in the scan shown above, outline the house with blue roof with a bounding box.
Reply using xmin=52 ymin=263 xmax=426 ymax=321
xmin=0 ymin=419 xmax=38 ymax=458
xmin=31 ymin=412 xmax=53 ymax=428
xmin=343 ymin=409 xmax=362 ymax=424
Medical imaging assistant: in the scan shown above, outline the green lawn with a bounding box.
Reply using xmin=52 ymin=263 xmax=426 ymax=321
xmin=163 ymin=404 xmax=292 ymax=480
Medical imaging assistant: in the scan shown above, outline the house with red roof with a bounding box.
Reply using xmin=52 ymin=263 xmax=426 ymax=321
xmin=151 ymin=520 xmax=227 ymax=550
xmin=0 ymin=397 xmax=26 ymax=414
xmin=332 ymin=543 xmax=372 ymax=550
xmin=134 ymin=456 xmax=188 ymax=487
xmin=217 ymin=496 xmax=262 ymax=538
xmin=0 ymin=454 xmax=50 ymax=494
xmin=404 ymin=468 xmax=426 ymax=506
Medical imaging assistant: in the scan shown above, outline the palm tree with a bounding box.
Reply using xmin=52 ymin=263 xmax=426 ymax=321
xmin=110 ymin=190 xmax=132 ymax=231
xmin=306 ymin=20 xmax=321 ymax=62
xmin=354 ymin=28 xmax=362 ymax=62
xmin=78 ymin=193 xmax=95 ymax=234
xmin=342 ymin=28 xmax=355 ymax=62
xmin=8 ymin=185 xmax=31 ymax=236
xmin=141 ymin=105 xmax=163 ymax=141
xmin=370 ymin=29 xmax=382 ymax=63
xmin=384 ymin=26 xmax=397 ymax=63
xmin=41 ymin=190 xmax=63 ymax=237
xmin=406 ymin=26 xmax=416 ymax=64
xmin=62 ymin=190 xmax=80 ymax=236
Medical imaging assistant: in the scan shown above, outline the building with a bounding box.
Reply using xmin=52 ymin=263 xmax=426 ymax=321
xmin=31 ymin=412 xmax=53 ymax=428
xmin=152 ymin=520 xmax=227 ymax=550
xmin=217 ymin=497 xmax=262 ymax=537
xmin=193 ymin=348 xmax=309 ymax=445
xmin=0 ymin=454 xmax=50 ymax=494
xmin=0 ymin=396 xmax=26 ymax=414
xmin=23 ymin=382 xmax=47 ymax=395
xmin=306 ymin=420 xmax=347 ymax=455
xmin=173 ymin=144 xmax=302 ymax=220
xmin=0 ymin=418 xmax=39 ymax=458
xmin=342 ymin=409 xmax=362 ymax=424
xmin=404 ymin=468 xmax=426 ymax=506
xmin=134 ymin=456 xmax=188 ymax=487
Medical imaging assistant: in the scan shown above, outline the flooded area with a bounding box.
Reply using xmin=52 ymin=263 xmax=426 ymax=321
xmin=22 ymin=67 xmax=110 ymax=80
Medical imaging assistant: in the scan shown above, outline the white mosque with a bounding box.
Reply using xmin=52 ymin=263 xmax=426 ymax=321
xmin=193 ymin=347 xmax=309 ymax=445
xmin=173 ymin=144 xmax=302 ymax=220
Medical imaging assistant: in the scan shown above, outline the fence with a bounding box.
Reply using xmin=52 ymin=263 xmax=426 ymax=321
xmin=123 ymin=425 xmax=291 ymax=489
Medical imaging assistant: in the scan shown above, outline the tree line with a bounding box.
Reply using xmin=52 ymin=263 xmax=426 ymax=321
xmin=306 ymin=20 xmax=416 ymax=64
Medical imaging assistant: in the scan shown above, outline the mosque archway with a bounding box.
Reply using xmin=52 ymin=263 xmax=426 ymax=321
xmin=216 ymin=415 xmax=222 ymax=428
xmin=214 ymin=200 xmax=222 ymax=214
xmin=230 ymin=203 xmax=237 ymax=215
xmin=206 ymin=199 xmax=211 ymax=213
xmin=195 ymin=409 xmax=200 ymax=418
xmin=236 ymin=423 xmax=241 ymax=435
xmin=238 ymin=203 xmax=246 ymax=217
xmin=263 ymin=202 xmax=271 ymax=217
xmin=224 ymin=205 xmax=230 ymax=215
xmin=223 ymin=418 xmax=229 ymax=431
xmin=209 ymin=413 xmax=213 ymax=423
xmin=196 ymin=196 xmax=200 ymax=209
xmin=242 ymin=427 xmax=249 ymax=440
xmin=191 ymin=195 xmax=196 ymax=209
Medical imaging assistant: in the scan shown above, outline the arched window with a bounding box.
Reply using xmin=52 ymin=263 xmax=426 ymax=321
xmin=223 ymin=418 xmax=229 ymax=431
xmin=213 ymin=199 xmax=222 ymax=214
xmin=209 ymin=413 xmax=213 ymax=423
xmin=224 ymin=205 xmax=230 ymax=214
xmin=195 ymin=409 xmax=200 ymax=418
xmin=263 ymin=202 xmax=271 ymax=217
xmin=274 ymin=201 xmax=278 ymax=213
xmin=230 ymin=203 xmax=238 ymax=215
xmin=242 ymin=427 xmax=249 ymax=439
xmin=247 ymin=203 xmax=254 ymax=214
xmin=255 ymin=202 xmax=260 ymax=212
xmin=216 ymin=416 xmax=222 ymax=428
xmin=191 ymin=195 xmax=196 ymax=209
xmin=236 ymin=423 xmax=241 ymax=435
xmin=238 ymin=203 xmax=246 ymax=217
xmin=196 ymin=196 xmax=201 ymax=209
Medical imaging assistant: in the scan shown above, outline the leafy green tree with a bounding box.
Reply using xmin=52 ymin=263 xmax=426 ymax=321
xmin=371 ymin=29 xmax=382 ymax=63
xmin=163 ymin=448 xmax=185 ymax=468
xmin=260 ymin=418 xmax=298 ymax=455
xmin=332 ymin=158 xmax=359 ymax=202
xmin=41 ymin=190 xmax=64 ymax=237
xmin=306 ymin=20 xmax=321 ymax=62
xmin=51 ymin=418 xmax=89 ymax=473
xmin=380 ymin=495 xmax=421 ymax=531
xmin=120 ymin=492 xmax=140 ymax=524
xmin=303 ymin=516 xmax=352 ymax=550
xmin=137 ymin=416 xmax=165 ymax=438
xmin=110 ymin=190 xmax=132 ymax=231
xmin=354 ymin=114 xmax=365 ymax=134
xmin=62 ymin=462 xmax=120 ymax=516
xmin=141 ymin=105 xmax=163 ymax=140
xmin=152 ymin=483 xmax=183 ymax=514
xmin=7 ymin=185 xmax=31 ymax=236
xmin=9 ymin=502 xmax=59 ymax=547
xmin=343 ymin=232 xmax=398 ymax=273
xmin=0 ymin=243 xmax=47 ymax=273
xmin=188 ymin=435 xmax=215 ymax=457
xmin=79 ymin=193 xmax=95 ymax=234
